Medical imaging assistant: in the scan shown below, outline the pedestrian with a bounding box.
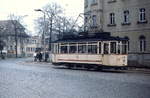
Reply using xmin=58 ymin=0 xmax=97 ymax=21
xmin=45 ymin=52 xmax=49 ymax=62
xmin=38 ymin=52 xmax=43 ymax=62
xmin=33 ymin=52 xmax=37 ymax=61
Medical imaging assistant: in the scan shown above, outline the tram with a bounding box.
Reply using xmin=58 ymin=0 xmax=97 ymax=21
xmin=51 ymin=32 xmax=128 ymax=70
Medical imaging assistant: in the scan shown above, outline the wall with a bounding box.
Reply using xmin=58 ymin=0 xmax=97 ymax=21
xmin=84 ymin=0 xmax=150 ymax=67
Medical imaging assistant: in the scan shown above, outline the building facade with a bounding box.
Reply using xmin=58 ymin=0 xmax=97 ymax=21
xmin=84 ymin=0 xmax=150 ymax=67
xmin=0 ymin=20 xmax=29 ymax=58
xmin=25 ymin=36 xmax=42 ymax=57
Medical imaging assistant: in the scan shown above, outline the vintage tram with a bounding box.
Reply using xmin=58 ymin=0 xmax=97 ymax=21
xmin=51 ymin=32 xmax=128 ymax=70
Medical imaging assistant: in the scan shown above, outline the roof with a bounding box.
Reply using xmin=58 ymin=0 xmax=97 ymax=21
xmin=53 ymin=32 xmax=128 ymax=43
xmin=0 ymin=20 xmax=29 ymax=38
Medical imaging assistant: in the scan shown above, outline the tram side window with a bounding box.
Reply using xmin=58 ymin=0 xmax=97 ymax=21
xmin=110 ymin=42 xmax=116 ymax=54
xmin=54 ymin=44 xmax=57 ymax=53
xmin=61 ymin=46 xmax=68 ymax=53
xmin=78 ymin=45 xmax=86 ymax=53
xmin=69 ymin=45 xmax=77 ymax=53
xmin=104 ymin=43 xmax=109 ymax=54
xmin=99 ymin=42 xmax=101 ymax=54
xmin=54 ymin=44 xmax=59 ymax=54
xmin=117 ymin=44 xmax=121 ymax=54
xmin=88 ymin=45 xmax=97 ymax=54
xmin=57 ymin=44 xmax=60 ymax=54
xmin=51 ymin=44 xmax=54 ymax=53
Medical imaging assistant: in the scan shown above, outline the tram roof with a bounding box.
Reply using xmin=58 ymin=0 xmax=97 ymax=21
xmin=53 ymin=32 xmax=128 ymax=43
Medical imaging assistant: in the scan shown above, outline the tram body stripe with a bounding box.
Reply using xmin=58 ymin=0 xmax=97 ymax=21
xmin=57 ymin=59 xmax=102 ymax=62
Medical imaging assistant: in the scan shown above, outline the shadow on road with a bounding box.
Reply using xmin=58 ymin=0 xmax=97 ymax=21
xmin=53 ymin=66 xmax=150 ymax=75
xmin=52 ymin=66 xmax=126 ymax=73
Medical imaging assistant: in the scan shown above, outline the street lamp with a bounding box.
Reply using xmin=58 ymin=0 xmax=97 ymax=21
xmin=0 ymin=26 xmax=4 ymax=58
xmin=34 ymin=9 xmax=46 ymax=58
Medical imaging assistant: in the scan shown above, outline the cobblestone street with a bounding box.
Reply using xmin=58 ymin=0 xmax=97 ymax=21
xmin=0 ymin=58 xmax=150 ymax=98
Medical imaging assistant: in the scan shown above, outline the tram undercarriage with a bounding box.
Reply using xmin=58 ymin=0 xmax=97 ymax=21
xmin=52 ymin=62 xmax=128 ymax=70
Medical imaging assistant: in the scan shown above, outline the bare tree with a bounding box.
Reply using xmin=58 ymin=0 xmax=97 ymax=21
xmin=58 ymin=17 xmax=78 ymax=38
xmin=43 ymin=3 xmax=63 ymax=51
xmin=8 ymin=14 xmax=26 ymax=58
xmin=35 ymin=2 xmax=80 ymax=51
xmin=34 ymin=2 xmax=64 ymax=51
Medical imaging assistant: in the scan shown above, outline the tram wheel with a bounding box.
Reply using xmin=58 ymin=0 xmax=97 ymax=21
xmin=85 ymin=65 xmax=91 ymax=70
xmin=97 ymin=66 xmax=103 ymax=71
xmin=65 ymin=64 xmax=73 ymax=69
xmin=66 ymin=65 xmax=72 ymax=69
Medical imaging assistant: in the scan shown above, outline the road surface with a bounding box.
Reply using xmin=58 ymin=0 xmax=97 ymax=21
xmin=0 ymin=58 xmax=150 ymax=98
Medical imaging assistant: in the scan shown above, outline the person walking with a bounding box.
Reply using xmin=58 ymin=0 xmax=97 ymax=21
xmin=33 ymin=52 xmax=37 ymax=61
xmin=38 ymin=52 xmax=43 ymax=62
xmin=45 ymin=52 xmax=49 ymax=62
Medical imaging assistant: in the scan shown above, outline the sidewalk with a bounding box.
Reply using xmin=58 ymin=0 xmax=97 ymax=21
xmin=125 ymin=67 xmax=150 ymax=74
xmin=22 ymin=58 xmax=52 ymax=67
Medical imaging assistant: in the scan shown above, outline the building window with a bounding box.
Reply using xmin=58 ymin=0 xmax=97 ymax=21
xmin=138 ymin=8 xmax=147 ymax=23
xmin=85 ymin=0 xmax=88 ymax=7
xmin=108 ymin=0 xmax=116 ymax=3
xmin=85 ymin=17 xmax=88 ymax=24
xmin=108 ymin=13 xmax=116 ymax=26
xmin=122 ymin=10 xmax=130 ymax=25
xmin=91 ymin=15 xmax=97 ymax=27
xmin=139 ymin=35 xmax=146 ymax=52
xmin=91 ymin=0 xmax=97 ymax=5
xmin=84 ymin=17 xmax=89 ymax=31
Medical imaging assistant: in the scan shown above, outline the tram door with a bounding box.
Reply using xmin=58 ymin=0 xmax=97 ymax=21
xmin=102 ymin=41 xmax=118 ymax=66
xmin=101 ymin=42 xmax=110 ymax=65
xmin=103 ymin=42 xmax=110 ymax=54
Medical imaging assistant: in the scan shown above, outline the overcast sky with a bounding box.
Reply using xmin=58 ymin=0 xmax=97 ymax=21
xmin=0 ymin=0 xmax=84 ymax=35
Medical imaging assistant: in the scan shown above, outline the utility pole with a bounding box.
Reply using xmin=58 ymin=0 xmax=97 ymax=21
xmin=15 ymin=26 xmax=18 ymax=58
xmin=49 ymin=15 xmax=53 ymax=51
xmin=0 ymin=26 xmax=3 ymax=57
xmin=34 ymin=9 xmax=46 ymax=57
